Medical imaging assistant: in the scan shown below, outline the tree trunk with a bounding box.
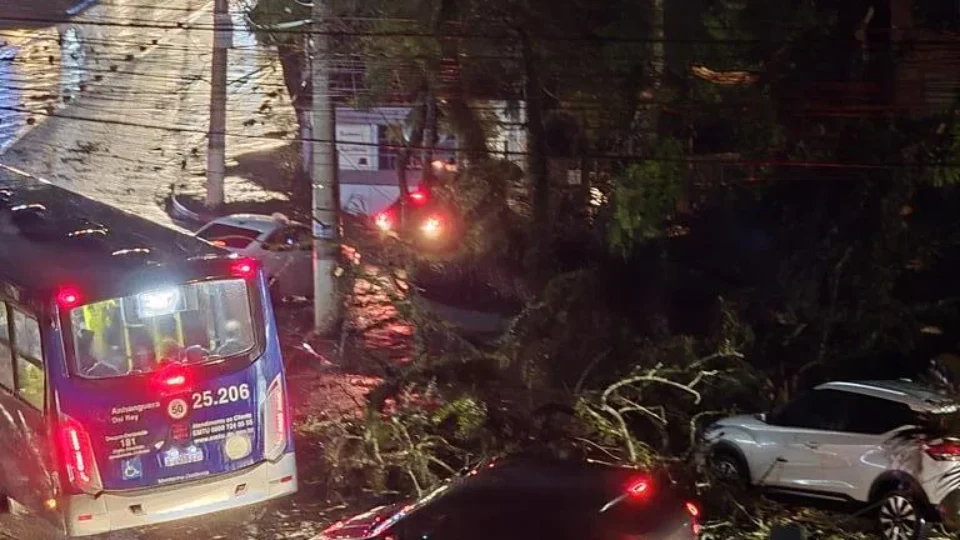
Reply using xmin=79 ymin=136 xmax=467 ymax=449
xmin=636 ymin=0 xmax=665 ymax=152
xmin=520 ymin=30 xmax=550 ymax=281
xmin=445 ymin=98 xmax=489 ymax=165
xmin=397 ymin=99 xmax=427 ymax=226
xmin=421 ymin=89 xmax=438 ymax=187
xmin=277 ymin=38 xmax=313 ymax=200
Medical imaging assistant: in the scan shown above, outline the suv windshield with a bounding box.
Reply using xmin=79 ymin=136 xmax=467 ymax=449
xmin=69 ymin=279 xmax=255 ymax=379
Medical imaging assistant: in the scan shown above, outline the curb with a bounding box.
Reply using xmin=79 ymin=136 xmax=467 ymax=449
xmin=65 ymin=0 xmax=99 ymax=16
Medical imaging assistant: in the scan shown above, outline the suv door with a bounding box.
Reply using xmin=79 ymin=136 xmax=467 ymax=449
xmin=770 ymin=389 xmax=916 ymax=501
xmin=821 ymin=394 xmax=920 ymax=501
xmin=764 ymin=389 xmax=854 ymax=493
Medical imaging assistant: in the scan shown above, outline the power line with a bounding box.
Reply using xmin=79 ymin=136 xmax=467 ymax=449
xmin=10 ymin=13 xmax=960 ymax=46
xmin=0 ymin=104 xmax=950 ymax=171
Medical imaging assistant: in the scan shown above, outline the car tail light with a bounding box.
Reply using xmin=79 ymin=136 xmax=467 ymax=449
xmin=409 ymin=189 xmax=428 ymax=205
xmin=925 ymin=440 xmax=960 ymax=461
xmin=626 ymin=475 xmax=653 ymax=499
xmin=58 ymin=414 xmax=103 ymax=495
xmin=685 ymin=501 xmax=701 ymax=536
xmin=231 ymin=258 xmax=258 ymax=279
xmin=375 ymin=212 xmax=392 ymax=232
xmin=264 ymin=375 xmax=288 ymax=461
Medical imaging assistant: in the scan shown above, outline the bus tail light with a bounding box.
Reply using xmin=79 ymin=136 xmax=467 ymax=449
xmin=264 ymin=375 xmax=287 ymax=461
xmin=230 ymin=258 xmax=258 ymax=279
xmin=56 ymin=286 xmax=82 ymax=308
xmin=57 ymin=414 xmax=103 ymax=495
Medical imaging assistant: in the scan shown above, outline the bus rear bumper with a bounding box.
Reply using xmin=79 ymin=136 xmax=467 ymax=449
xmin=62 ymin=452 xmax=297 ymax=537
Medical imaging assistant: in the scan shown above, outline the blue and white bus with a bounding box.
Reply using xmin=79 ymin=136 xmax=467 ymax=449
xmin=0 ymin=167 xmax=296 ymax=536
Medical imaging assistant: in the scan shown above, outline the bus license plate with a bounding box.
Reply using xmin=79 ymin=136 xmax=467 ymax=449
xmin=163 ymin=447 xmax=204 ymax=467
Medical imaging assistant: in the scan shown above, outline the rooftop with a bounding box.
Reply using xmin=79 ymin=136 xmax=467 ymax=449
xmin=0 ymin=165 xmax=224 ymax=300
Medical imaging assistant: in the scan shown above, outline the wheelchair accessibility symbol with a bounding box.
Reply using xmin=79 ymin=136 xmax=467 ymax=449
xmin=122 ymin=457 xmax=143 ymax=480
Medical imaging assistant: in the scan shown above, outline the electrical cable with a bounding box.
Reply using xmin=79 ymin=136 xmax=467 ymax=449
xmin=0 ymin=104 xmax=952 ymax=171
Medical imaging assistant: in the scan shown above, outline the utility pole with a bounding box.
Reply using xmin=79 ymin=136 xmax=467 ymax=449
xmin=311 ymin=0 xmax=341 ymax=335
xmin=206 ymin=0 xmax=231 ymax=209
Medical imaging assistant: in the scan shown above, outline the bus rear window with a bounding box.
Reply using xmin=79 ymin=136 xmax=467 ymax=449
xmin=196 ymin=223 xmax=262 ymax=249
xmin=69 ymin=279 xmax=256 ymax=379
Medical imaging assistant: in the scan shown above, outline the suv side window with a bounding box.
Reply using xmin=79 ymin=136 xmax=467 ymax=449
xmin=769 ymin=389 xmax=852 ymax=431
xmin=843 ymin=394 xmax=919 ymax=434
xmin=264 ymin=226 xmax=307 ymax=251
xmin=292 ymin=226 xmax=313 ymax=250
xmin=0 ymin=302 xmax=13 ymax=389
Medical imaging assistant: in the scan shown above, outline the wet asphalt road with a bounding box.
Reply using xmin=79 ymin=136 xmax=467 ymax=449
xmin=0 ymin=0 xmax=294 ymax=228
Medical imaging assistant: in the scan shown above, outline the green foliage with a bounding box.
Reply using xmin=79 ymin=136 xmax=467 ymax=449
xmin=302 ymin=383 xmax=489 ymax=498
xmin=608 ymin=137 xmax=686 ymax=252
xmin=932 ymin=115 xmax=960 ymax=186
xmin=698 ymin=492 xmax=876 ymax=539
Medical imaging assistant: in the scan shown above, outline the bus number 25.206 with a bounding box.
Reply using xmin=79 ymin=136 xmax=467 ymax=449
xmin=192 ymin=384 xmax=251 ymax=409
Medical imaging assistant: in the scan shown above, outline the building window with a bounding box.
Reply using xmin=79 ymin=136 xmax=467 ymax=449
xmin=378 ymin=124 xmax=398 ymax=171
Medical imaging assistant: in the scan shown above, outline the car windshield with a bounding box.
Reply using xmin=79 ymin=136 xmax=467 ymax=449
xmin=196 ymin=223 xmax=262 ymax=249
xmin=69 ymin=279 xmax=256 ymax=379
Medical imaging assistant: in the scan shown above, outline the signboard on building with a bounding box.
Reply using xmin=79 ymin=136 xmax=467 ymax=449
xmin=336 ymin=124 xmax=377 ymax=171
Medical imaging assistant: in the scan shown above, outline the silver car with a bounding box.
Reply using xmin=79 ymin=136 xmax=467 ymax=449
xmin=195 ymin=213 xmax=314 ymax=299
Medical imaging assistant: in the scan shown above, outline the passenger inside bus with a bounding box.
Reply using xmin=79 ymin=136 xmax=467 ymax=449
xmin=215 ymin=320 xmax=246 ymax=357
xmin=69 ymin=280 xmax=255 ymax=379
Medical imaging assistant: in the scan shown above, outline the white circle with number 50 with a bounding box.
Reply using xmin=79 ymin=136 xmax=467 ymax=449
xmin=167 ymin=398 xmax=189 ymax=420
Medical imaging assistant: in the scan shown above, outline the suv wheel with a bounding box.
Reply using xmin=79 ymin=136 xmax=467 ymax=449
xmin=709 ymin=450 xmax=748 ymax=487
xmin=878 ymin=491 xmax=923 ymax=540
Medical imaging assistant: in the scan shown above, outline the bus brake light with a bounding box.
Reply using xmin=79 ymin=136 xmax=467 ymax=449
xmin=57 ymin=414 xmax=103 ymax=495
xmin=230 ymin=258 xmax=258 ymax=279
xmin=151 ymin=364 xmax=191 ymax=393
xmin=164 ymin=374 xmax=186 ymax=386
xmin=264 ymin=375 xmax=287 ymax=461
xmin=56 ymin=287 xmax=82 ymax=308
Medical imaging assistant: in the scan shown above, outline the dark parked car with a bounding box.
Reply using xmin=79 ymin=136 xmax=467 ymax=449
xmin=312 ymin=455 xmax=701 ymax=540
xmin=371 ymin=187 xmax=462 ymax=252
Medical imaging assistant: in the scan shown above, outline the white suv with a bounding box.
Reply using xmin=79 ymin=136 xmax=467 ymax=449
xmin=700 ymin=380 xmax=960 ymax=539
